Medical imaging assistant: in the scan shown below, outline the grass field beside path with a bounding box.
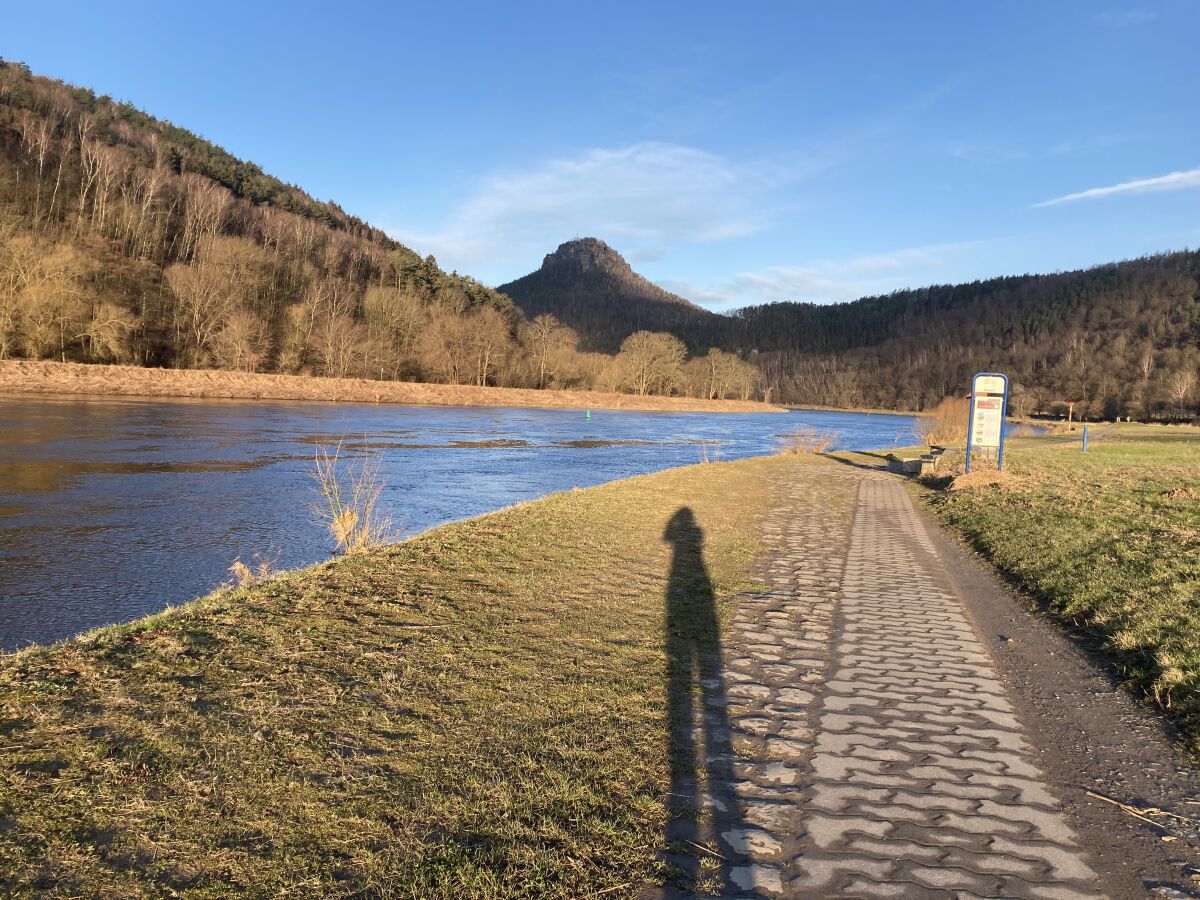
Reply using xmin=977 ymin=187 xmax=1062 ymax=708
xmin=0 ymin=455 xmax=801 ymax=897
xmin=914 ymin=425 xmax=1200 ymax=750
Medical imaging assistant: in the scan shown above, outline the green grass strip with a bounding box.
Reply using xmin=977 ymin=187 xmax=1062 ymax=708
xmin=920 ymin=425 xmax=1200 ymax=751
xmin=0 ymin=455 xmax=795 ymax=897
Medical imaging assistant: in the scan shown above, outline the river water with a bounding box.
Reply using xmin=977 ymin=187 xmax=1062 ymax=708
xmin=0 ymin=397 xmax=918 ymax=650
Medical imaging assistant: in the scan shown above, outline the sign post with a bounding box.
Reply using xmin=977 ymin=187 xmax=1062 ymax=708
xmin=966 ymin=372 xmax=1009 ymax=474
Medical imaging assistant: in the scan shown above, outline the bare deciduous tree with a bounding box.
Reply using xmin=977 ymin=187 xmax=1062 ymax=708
xmin=314 ymin=312 xmax=369 ymax=378
xmin=616 ymin=330 xmax=687 ymax=396
xmin=520 ymin=313 xmax=577 ymax=389
xmin=465 ymin=307 xmax=514 ymax=387
xmin=418 ymin=311 xmax=473 ymax=384
xmin=362 ymin=285 xmax=427 ymax=372
xmin=1168 ymin=367 xmax=1197 ymax=419
xmin=83 ymin=302 xmax=137 ymax=362
xmin=165 ymin=261 xmax=239 ymax=367
xmin=213 ymin=309 xmax=270 ymax=372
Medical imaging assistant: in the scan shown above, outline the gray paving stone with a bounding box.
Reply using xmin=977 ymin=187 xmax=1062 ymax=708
xmin=668 ymin=466 xmax=1101 ymax=898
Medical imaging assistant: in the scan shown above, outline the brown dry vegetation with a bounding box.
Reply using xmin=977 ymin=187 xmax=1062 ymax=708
xmin=915 ymin=396 xmax=970 ymax=446
xmin=778 ymin=426 xmax=837 ymax=455
xmin=0 ymin=360 xmax=785 ymax=413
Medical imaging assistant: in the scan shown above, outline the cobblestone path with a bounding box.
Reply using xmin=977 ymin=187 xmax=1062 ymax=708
xmin=687 ymin=463 xmax=1101 ymax=898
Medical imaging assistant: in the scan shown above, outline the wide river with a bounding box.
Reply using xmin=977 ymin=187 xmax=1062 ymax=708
xmin=0 ymin=397 xmax=919 ymax=650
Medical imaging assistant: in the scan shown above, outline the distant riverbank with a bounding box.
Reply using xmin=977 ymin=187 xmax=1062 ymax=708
xmin=785 ymin=402 xmax=915 ymax=417
xmin=0 ymin=361 xmax=785 ymax=414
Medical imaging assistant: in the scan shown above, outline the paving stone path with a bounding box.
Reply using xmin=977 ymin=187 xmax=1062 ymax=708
xmin=689 ymin=463 xmax=1102 ymax=898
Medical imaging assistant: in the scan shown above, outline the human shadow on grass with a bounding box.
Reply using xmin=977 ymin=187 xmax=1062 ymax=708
xmin=660 ymin=507 xmax=748 ymax=895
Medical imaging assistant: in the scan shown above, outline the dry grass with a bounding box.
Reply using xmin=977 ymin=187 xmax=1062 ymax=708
xmin=946 ymin=468 xmax=1020 ymax=492
xmin=0 ymin=360 xmax=785 ymax=414
xmin=916 ymin=396 xmax=970 ymax=446
xmin=310 ymin=442 xmax=395 ymax=554
xmin=696 ymin=440 xmax=723 ymax=464
xmin=778 ymin=426 xmax=837 ymax=455
xmin=0 ymin=454 xmax=804 ymax=896
xmin=225 ymin=553 xmax=278 ymax=588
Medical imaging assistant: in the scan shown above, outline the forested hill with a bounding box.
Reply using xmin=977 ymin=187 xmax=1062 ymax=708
xmin=2 ymin=56 xmax=1196 ymax=419
xmin=497 ymin=233 xmax=1200 ymax=419
xmin=0 ymin=58 xmax=523 ymax=378
xmin=0 ymin=60 xmax=762 ymax=400
xmin=726 ymin=252 xmax=1200 ymax=419
xmin=498 ymin=238 xmax=723 ymax=353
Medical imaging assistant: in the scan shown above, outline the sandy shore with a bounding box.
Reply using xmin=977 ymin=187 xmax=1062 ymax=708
xmin=0 ymin=361 xmax=786 ymax=413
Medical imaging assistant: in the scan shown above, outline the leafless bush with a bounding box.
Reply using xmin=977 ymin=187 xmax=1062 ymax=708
xmin=310 ymin=441 xmax=395 ymax=554
xmin=779 ymin=427 xmax=837 ymax=455
xmin=916 ymin=397 xmax=970 ymax=446
xmin=697 ymin=440 xmax=722 ymax=464
xmin=225 ymin=551 xmax=279 ymax=588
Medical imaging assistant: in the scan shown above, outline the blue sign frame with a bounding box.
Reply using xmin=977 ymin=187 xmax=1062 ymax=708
xmin=965 ymin=372 xmax=1009 ymax=474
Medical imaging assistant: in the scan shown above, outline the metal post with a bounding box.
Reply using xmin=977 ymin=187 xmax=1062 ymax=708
xmin=1082 ymin=425 xmax=1088 ymax=453
xmin=997 ymin=379 xmax=1009 ymax=472
xmin=965 ymin=391 xmax=976 ymax=474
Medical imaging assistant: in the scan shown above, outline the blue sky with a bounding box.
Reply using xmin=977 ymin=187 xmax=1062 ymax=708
xmin=6 ymin=1 xmax=1199 ymax=309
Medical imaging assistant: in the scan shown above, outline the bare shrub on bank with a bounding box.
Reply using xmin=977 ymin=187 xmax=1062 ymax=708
xmin=226 ymin=551 xmax=280 ymax=588
xmin=916 ymin=397 xmax=970 ymax=446
xmin=310 ymin=441 xmax=395 ymax=554
xmin=779 ymin=427 xmax=837 ymax=455
xmin=697 ymin=439 xmax=722 ymax=464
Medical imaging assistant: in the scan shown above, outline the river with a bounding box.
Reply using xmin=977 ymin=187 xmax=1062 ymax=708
xmin=0 ymin=396 xmax=919 ymax=650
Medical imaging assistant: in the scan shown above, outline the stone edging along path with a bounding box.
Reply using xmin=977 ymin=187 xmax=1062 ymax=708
xmin=668 ymin=463 xmax=1104 ymax=898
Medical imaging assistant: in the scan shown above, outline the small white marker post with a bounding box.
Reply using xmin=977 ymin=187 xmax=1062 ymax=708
xmin=965 ymin=372 xmax=1009 ymax=474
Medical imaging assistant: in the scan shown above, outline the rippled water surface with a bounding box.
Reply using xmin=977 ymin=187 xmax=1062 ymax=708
xmin=0 ymin=397 xmax=919 ymax=650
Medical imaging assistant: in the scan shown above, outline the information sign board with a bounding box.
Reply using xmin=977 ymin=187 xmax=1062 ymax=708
xmin=966 ymin=372 xmax=1009 ymax=473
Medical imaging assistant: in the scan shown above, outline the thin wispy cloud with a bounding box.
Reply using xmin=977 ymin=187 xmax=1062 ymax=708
xmin=389 ymin=84 xmax=955 ymax=283
xmin=949 ymin=141 xmax=1031 ymax=164
xmin=391 ymin=142 xmax=776 ymax=278
xmin=659 ymin=243 xmax=977 ymax=310
xmin=1033 ymin=166 xmax=1200 ymax=208
xmin=952 ymin=133 xmax=1135 ymax=164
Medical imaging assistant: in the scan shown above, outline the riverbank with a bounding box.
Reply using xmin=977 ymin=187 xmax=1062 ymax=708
xmin=0 ymin=455 xmax=785 ymax=895
xmin=6 ymin=444 xmax=1200 ymax=894
xmin=784 ymin=402 xmax=915 ymax=417
xmin=0 ymin=361 xmax=785 ymax=413
xmin=904 ymin=424 xmax=1200 ymax=752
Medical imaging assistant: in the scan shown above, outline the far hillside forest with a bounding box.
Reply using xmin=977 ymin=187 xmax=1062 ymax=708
xmin=727 ymin=256 xmax=1200 ymax=420
xmin=1 ymin=58 xmax=1198 ymax=419
xmin=0 ymin=60 xmax=757 ymax=402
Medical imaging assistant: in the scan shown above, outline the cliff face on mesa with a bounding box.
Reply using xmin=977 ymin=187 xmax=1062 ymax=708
xmin=498 ymin=238 xmax=721 ymax=352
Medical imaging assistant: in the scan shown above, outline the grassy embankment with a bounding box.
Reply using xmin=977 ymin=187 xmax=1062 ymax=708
xmin=0 ymin=361 xmax=784 ymax=414
xmin=0 ymin=454 xmax=799 ymax=896
xmin=906 ymin=424 xmax=1200 ymax=748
